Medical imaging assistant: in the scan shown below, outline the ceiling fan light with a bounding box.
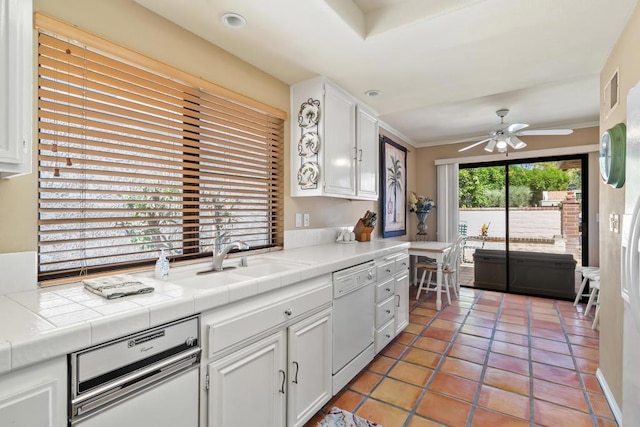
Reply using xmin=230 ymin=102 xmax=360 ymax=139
xmin=485 ymin=139 xmax=497 ymax=152
xmin=496 ymin=139 xmax=507 ymax=150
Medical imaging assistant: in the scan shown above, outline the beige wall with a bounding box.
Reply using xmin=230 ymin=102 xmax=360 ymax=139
xmin=0 ymin=0 xmax=418 ymax=255
xmin=598 ymin=2 xmax=640 ymax=407
xmin=414 ymin=127 xmax=600 ymax=250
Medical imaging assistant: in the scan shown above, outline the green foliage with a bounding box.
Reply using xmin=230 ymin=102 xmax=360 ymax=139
xmin=460 ymin=162 xmax=573 ymax=208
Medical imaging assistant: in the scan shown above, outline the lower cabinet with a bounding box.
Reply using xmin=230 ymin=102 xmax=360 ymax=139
xmin=208 ymin=331 xmax=286 ymax=427
xmin=206 ymin=306 xmax=332 ymax=427
xmin=0 ymin=356 xmax=66 ymax=427
xmin=394 ymin=256 xmax=410 ymax=335
xmin=374 ymin=251 xmax=409 ymax=352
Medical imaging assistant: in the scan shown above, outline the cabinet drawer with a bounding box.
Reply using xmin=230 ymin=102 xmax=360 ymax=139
xmin=207 ymin=282 xmax=332 ymax=357
xmin=375 ymin=319 xmax=395 ymax=353
xmin=375 ymin=278 xmax=395 ymax=303
xmin=395 ymin=255 xmax=410 ymax=273
xmin=376 ymin=261 xmax=395 ymax=282
xmin=375 ymin=296 xmax=395 ymax=328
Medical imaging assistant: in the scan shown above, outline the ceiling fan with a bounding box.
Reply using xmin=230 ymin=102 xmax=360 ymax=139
xmin=458 ymin=109 xmax=574 ymax=153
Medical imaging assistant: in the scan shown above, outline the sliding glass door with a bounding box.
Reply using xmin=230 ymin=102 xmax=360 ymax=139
xmin=459 ymin=155 xmax=587 ymax=297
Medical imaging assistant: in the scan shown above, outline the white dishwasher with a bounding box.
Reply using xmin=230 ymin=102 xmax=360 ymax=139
xmin=332 ymin=261 xmax=376 ymax=394
xmin=68 ymin=315 xmax=201 ymax=427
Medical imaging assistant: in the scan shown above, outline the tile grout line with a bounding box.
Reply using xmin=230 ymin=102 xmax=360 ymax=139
xmin=554 ymin=299 xmax=600 ymax=425
xmin=465 ymin=290 xmax=507 ymax=427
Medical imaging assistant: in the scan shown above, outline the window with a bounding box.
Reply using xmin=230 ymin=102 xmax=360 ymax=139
xmin=36 ymin=15 xmax=285 ymax=283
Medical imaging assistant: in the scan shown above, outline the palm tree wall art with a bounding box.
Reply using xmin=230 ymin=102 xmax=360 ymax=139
xmin=380 ymin=136 xmax=407 ymax=238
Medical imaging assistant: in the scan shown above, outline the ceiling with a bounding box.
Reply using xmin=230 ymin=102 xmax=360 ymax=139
xmin=133 ymin=0 xmax=638 ymax=148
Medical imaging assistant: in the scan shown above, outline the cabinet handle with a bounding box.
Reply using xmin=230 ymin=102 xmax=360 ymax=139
xmin=385 ymin=334 xmax=391 ymax=338
xmin=284 ymin=309 xmax=292 ymax=316
xmin=292 ymin=361 xmax=299 ymax=384
xmin=358 ymin=149 xmax=363 ymax=162
xmin=353 ymin=146 xmax=358 ymax=160
xmin=385 ymin=287 xmax=391 ymax=292
xmin=385 ymin=309 xmax=391 ymax=314
xmin=396 ymin=294 xmax=400 ymax=307
xmin=279 ymin=370 xmax=286 ymax=393
xmin=386 ymin=268 xmax=392 ymax=273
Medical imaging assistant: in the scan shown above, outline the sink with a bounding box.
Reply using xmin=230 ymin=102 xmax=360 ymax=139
xmin=172 ymin=272 xmax=251 ymax=290
xmin=234 ymin=261 xmax=301 ymax=278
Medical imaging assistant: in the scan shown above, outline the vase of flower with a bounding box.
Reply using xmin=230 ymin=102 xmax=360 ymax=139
xmin=408 ymin=191 xmax=436 ymax=237
xmin=416 ymin=210 xmax=429 ymax=235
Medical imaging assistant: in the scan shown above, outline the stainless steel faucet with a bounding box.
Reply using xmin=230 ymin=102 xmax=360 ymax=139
xmin=203 ymin=232 xmax=250 ymax=273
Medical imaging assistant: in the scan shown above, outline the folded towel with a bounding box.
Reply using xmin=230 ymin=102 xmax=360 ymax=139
xmin=83 ymin=274 xmax=155 ymax=299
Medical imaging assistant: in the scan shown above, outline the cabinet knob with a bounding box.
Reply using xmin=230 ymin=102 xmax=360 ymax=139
xmin=385 ymin=287 xmax=391 ymax=292
xmin=385 ymin=309 xmax=391 ymax=314
xmin=385 ymin=334 xmax=391 ymax=338
xmin=367 ymin=271 xmax=374 ymax=280
xmin=284 ymin=309 xmax=292 ymax=316
xmin=386 ymin=268 xmax=392 ymax=273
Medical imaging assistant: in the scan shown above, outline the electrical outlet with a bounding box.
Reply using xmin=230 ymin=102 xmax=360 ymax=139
xmin=295 ymin=213 xmax=302 ymax=227
xmin=303 ymin=213 xmax=310 ymax=227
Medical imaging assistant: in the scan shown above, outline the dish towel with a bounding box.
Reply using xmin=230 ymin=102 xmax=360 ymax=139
xmin=317 ymin=407 xmax=381 ymax=427
xmin=83 ymin=274 xmax=155 ymax=299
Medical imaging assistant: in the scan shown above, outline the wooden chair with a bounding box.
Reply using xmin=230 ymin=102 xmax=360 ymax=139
xmin=415 ymin=235 xmax=465 ymax=301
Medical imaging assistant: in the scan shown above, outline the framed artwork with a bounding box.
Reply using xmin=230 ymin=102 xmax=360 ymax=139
xmin=380 ymin=136 xmax=407 ymax=238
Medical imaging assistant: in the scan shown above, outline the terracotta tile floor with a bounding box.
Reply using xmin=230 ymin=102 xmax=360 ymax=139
xmin=306 ymin=286 xmax=616 ymax=427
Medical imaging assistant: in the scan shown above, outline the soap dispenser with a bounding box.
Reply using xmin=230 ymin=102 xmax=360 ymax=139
xmin=155 ymin=249 xmax=170 ymax=280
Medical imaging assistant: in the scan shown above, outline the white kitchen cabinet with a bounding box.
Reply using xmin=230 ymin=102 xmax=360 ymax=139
xmin=374 ymin=251 xmax=409 ymax=352
xmin=291 ymin=77 xmax=378 ymax=200
xmin=202 ymin=276 xmax=333 ymax=427
xmin=0 ymin=0 xmax=32 ymax=178
xmin=287 ymin=308 xmax=332 ymax=427
xmin=208 ymin=331 xmax=287 ymax=427
xmin=356 ymin=105 xmax=379 ymax=199
xmin=0 ymin=357 xmax=66 ymax=427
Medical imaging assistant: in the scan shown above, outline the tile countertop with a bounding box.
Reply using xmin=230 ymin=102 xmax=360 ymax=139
xmin=0 ymin=240 xmax=409 ymax=375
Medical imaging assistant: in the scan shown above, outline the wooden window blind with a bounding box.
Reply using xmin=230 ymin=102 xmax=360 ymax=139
xmin=36 ymin=16 xmax=285 ymax=283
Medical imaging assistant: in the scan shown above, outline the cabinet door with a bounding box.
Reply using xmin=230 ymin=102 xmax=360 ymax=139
xmin=208 ymin=331 xmax=286 ymax=427
xmin=287 ymin=308 xmax=332 ymax=427
xmin=395 ymin=272 xmax=409 ymax=335
xmin=0 ymin=0 xmax=32 ymax=177
xmin=323 ymin=82 xmax=356 ymax=196
xmin=0 ymin=357 xmax=66 ymax=427
xmin=356 ymin=106 xmax=379 ymax=199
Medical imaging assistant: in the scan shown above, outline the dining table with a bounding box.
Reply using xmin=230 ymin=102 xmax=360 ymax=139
xmin=409 ymin=241 xmax=453 ymax=311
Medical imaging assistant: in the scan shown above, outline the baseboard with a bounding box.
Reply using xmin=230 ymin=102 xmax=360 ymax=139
xmin=596 ymin=367 xmax=622 ymax=425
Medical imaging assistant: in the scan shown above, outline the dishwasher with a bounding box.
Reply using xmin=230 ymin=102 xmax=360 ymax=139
xmin=332 ymin=261 xmax=376 ymax=394
xmin=68 ymin=315 xmax=201 ymax=427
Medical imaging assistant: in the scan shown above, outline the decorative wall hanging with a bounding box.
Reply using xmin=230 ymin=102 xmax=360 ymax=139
xmin=296 ymin=98 xmax=321 ymax=190
xmin=380 ymin=136 xmax=407 ymax=238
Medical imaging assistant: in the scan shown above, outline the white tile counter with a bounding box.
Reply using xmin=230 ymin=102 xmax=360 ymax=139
xmin=0 ymin=240 xmax=409 ymax=374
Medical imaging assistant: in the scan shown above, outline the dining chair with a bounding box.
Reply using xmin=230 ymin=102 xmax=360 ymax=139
xmin=573 ymin=266 xmax=600 ymax=306
xmin=415 ymin=236 xmax=465 ymax=301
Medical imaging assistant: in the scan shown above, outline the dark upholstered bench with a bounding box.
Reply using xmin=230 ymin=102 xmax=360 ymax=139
xmin=473 ymin=249 xmax=577 ymax=299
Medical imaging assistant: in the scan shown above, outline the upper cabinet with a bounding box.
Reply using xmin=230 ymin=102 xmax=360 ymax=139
xmin=0 ymin=0 xmax=32 ymax=178
xmin=291 ymin=77 xmax=378 ymax=200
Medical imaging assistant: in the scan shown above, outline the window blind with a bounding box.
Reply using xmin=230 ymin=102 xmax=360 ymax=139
xmin=36 ymin=21 xmax=284 ymax=282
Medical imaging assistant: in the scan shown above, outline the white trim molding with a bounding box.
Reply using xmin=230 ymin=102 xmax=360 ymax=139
xmin=435 ymin=144 xmax=599 ymax=166
xmin=596 ymin=367 xmax=622 ymax=425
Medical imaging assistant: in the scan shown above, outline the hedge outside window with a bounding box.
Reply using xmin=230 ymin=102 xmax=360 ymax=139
xmin=36 ymin=14 xmax=285 ymax=283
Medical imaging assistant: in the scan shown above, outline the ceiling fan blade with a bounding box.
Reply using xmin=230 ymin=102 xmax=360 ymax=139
xmin=516 ymin=129 xmax=573 ymax=136
xmin=507 ymin=136 xmax=527 ymax=149
xmin=458 ymin=138 xmax=492 ymax=152
xmin=507 ymin=123 xmax=529 ymax=133
xmin=484 ymin=139 xmax=497 ymax=152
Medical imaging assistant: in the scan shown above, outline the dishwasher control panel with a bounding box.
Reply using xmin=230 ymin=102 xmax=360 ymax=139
xmin=332 ymin=261 xmax=376 ymax=298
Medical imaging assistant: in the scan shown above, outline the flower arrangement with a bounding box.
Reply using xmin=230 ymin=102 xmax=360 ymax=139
xmin=408 ymin=191 xmax=436 ymax=213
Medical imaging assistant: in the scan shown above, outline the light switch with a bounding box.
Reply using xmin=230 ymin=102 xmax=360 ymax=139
xmin=303 ymin=213 xmax=310 ymax=227
xmin=610 ymin=213 xmax=620 ymax=233
xmin=295 ymin=213 xmax=302 ymax=227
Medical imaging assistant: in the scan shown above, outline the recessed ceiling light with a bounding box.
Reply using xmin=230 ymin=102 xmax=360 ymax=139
xmin=222 ymin=12 xmax=246 ymax=28
xmin=365 ymin=90 xmax=380 ymax=97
